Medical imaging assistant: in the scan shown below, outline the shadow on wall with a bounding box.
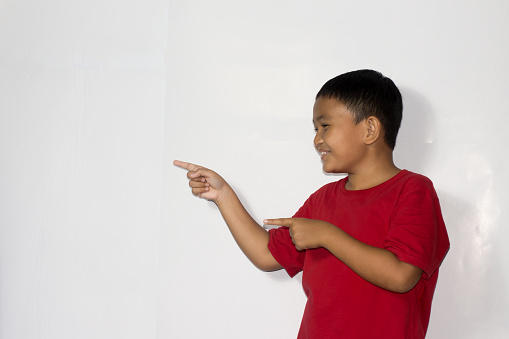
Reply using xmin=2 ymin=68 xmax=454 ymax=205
xmin=395 ymin=87 xmax=437 ymax=174
xmin=399 ymin=87 xmax=436 ymax=144
xmin=434 ymin=186 xmax=508 ymax=337
xmin=398 ymin=87 xmax=509 ymax=336
xmin=234 ymin=186 xmax=303 ymax=284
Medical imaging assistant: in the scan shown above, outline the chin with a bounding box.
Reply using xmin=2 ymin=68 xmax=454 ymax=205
xmin=322 ymin=164 xmax=347 ymax=174
xmin=322 ymin=166 xmax=339 ymax=174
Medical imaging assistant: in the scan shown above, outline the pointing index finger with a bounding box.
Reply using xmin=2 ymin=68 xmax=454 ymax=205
xmin=263 ymin=218 xmax=293 ymax=227
xmin=173 ymin=160 xmax=201 ymax=172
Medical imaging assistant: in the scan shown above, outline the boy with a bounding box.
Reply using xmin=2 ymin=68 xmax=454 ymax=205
xmin=174 ymin=69 xmax=449 ymax=339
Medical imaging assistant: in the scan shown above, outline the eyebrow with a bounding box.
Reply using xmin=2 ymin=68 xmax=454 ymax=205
xmin=312 ymin=114 xmax=329 ymax=124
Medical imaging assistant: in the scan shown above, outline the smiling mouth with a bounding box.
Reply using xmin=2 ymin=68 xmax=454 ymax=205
xmin=319 ymin=151 xmax=329 ymax=159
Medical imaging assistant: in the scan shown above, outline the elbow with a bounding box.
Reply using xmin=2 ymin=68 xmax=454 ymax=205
xmin=258 ymin=265 xmax=281 ymax=273
xmin=390 ymin=280 xmax=417 ymax=294
xmin=388 ymin=269 xmax=422 ymax=294
xmin=252 ymin=254 xmax=283 ymax=272
xmin=255 ymin=260 xmax=283 ymax=272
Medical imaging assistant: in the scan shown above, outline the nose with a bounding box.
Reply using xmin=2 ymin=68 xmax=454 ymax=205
xmin=314 ymin=130 xmax=323 ymax=150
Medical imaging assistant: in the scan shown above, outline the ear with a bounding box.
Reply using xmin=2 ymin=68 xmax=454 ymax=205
xmin=363 ymin=116 xmax=382 ymax=145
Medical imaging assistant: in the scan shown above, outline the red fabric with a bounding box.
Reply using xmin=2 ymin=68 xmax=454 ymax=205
xmin=268 ymin=170 xmax=449 ymax=339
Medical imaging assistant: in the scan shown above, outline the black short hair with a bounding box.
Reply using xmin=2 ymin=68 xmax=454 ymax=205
xmin=316 ymin=69 xmax=403 ymax=150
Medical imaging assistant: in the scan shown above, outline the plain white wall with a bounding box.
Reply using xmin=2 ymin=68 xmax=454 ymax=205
xmin=1 ymin=0 xmax=508 ymax=338
xmin=162 ymin=1 xmax=509 ymax=339
xmin=0 ymin=1 xmax=167 ymax=338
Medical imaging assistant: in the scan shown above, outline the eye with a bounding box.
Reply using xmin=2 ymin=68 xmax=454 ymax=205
xmin=314 ymin=124 xmax=329 ymax=133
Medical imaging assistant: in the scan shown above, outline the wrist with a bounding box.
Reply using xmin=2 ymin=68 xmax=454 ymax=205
xmin=214 ymin=184 xmax=235 ymax=206
xmin=320 ymin=222 xmax=338 ymax=249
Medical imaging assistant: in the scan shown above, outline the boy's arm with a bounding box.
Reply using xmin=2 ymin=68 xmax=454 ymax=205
xmin=263 ymin=218 xmax=422 ymax=293
xmin=174 ymin=160 xmax=282 ymax=272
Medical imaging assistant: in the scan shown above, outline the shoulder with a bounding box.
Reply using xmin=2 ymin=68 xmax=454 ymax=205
xmin=311 ymin=176 xmax=347 ymax=197
xmin=293 ymin=177 xmax=347 ymax=216
xmin=396 ymin=170 xmax=436 ymax=192
xmin=391 ymin=171 xmax=442 ymax=210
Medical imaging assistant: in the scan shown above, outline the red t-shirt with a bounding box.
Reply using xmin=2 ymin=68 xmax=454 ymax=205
xmin=268 ymin=170 xmax=449 ymax=339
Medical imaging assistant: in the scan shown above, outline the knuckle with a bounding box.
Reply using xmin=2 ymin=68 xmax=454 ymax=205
xmin=192 ymin=188 xmax=203 ymax=196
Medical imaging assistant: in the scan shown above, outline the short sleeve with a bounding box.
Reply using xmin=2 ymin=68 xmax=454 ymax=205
xmin=268 ymin=227 xmax=305 ymax=277
xmin=267 ymin=195 xmax=314 ymax=278
xmin=383 ymin=177 xmax=450 ymax=279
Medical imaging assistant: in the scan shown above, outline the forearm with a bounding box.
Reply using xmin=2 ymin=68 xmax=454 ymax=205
xmin=174 ymin=160 xmax=281 ymax=272
xmin=215 ymin=187 xmax=282 ymax=272
xmin=322 ymin=225 xmax=422 ymax=293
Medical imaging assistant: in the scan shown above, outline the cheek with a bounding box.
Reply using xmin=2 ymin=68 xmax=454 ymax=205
xmin=323 ymin=129 xmax=340 ymax=144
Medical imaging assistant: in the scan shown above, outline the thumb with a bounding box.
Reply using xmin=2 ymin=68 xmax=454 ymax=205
xmin=187 ymin=167 xmax=212 ymax=180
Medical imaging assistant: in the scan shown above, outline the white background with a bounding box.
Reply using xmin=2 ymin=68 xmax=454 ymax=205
xmin=1 ymin=1 xmax=508 ymax=338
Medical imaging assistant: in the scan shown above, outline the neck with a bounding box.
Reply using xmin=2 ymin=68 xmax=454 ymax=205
xmin=345 ymin=155 xmax=400 ymax=191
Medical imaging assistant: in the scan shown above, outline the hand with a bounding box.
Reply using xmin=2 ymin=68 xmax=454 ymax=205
xmin=173 ymin=160 xmax=231 ymax=203
xmin=263 ymin=218 xmax=334 ymax=250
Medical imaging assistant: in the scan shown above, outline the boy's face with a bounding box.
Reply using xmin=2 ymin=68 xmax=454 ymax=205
xmin=313 ymin=97 xmax=367 ymax=174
